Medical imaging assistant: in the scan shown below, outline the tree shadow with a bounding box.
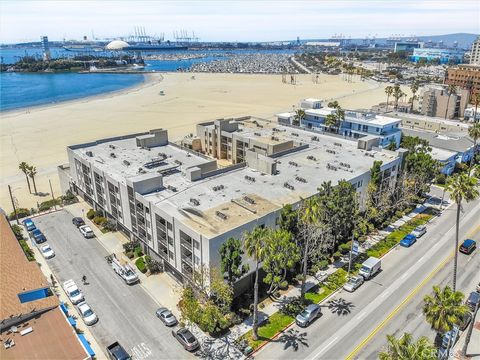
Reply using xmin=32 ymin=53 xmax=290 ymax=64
xmin=327 ymin=298 xmax=355 ymax=316
xmin=195 ymin=333 xmax=244 ymax=360
xmin=275 ymin=328 xmax=309 ymax=351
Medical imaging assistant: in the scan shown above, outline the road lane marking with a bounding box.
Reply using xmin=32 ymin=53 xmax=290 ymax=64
xmin=357 ymin=311 xmax=367 ymax=320
xmin=345 ymin=217 xmax=480 ymax=360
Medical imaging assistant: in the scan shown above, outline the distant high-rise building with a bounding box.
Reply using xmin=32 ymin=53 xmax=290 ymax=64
xmin=41 ymin=36 xmax=51 ymax=61
xmin=470 ymin=36 xmax=480 ymax=65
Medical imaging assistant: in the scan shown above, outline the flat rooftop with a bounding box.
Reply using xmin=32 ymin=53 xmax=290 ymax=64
xmin=72 ymin=119 xmax=399 ymax=238
xmin=401 ymin=128 xmax=473 ymax=153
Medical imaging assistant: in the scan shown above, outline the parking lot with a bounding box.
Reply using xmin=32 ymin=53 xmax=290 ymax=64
xmin=32 ymin=210 xmax=194 ymax=360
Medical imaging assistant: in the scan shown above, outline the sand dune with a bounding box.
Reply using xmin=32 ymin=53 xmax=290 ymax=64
xmin=0 ymin=72 xmax=399 ymax=212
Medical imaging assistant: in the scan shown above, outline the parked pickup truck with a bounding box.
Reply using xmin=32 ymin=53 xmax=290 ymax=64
xmin=62 ymin=279 xmax=84 ymax=305
xmin=106 ymin=254 xmax=139 ymax=285
xmin=359 ymin=257 xmax=381 ymax=280
xmin=106 ymin=342 xmax=131 ymax=360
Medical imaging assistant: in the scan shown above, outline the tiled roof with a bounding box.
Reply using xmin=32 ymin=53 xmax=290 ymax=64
xmin=0 ymin=216 xmax=58 ymax=321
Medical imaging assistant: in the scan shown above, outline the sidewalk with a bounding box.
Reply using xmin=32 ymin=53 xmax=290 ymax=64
xmin=453 ymin=314 xmax=480 ymax=359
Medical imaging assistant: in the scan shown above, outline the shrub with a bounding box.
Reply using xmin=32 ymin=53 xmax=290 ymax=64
xmin=436 ymin=173 xmax=446 ymax=185
xmin=126 ymin=251 xmax=134 ymax=259
xmin=94 ymin=209 xmax=104 ymax=218
xmin=38 ymin=199 xmax=61 ymax=212
xmin=104 ymin=219 xmax=117 ymax=232
xmin=93 ymin=216 xmax=107 ymax=226
xmin=61 ymin=190 xmax=77 ymax=204
xmin=123 ymin=241 xmax=140 ymax=253
xmin=145 ymin=256 xmax=163 ymax=274
xmin=279 ymin=280 xmax=289 ymax=290
xmin=280 ymin=297 xmax=307 ymax=317
xmin=86 ymin=209 xmax=95 ymax=220
xmin=339 ymin=242 xmax=351 ymax=254
xmin=11 ymin=224 xmax=24 ymax=240
xmin=8 ymin=208 xmax=30 ymax=220
xmin=332 ymin=251 xmax=342 ymax=261
xmin=135 ymin=257 xmax=147 ymax=273
xmin=134 ymin=246 xmax=143 ymax=258
xmin=19 ymin=240 xmax=35 ymax=261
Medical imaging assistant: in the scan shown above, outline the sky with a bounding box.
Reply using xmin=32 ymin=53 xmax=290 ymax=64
xmin=0 ymin=0 xmax=478 ymax=44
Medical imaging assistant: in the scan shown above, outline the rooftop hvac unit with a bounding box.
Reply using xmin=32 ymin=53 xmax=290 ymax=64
xmin=254 ymin=132 xmax=262 ymax=136
xmin=174 ymin=160 xmax=183 ymax=165
xmin=291 ymin=133 xmax=299 ymax=137
xmin=307 ymin=155 xmax=317 ymax=161
xmin=167 ymin=185 xmax=177 ymax=192
xmin=296 ymin=176 xmax=307 ymax=183
xmin=244 ymin=175 xmax=256 ymax=182
xmin=109 ymin=144 xmax=116 ymax=149
xmin=244 ymin=196 xmax=255 ymax=204
xmin=288 ymin=161 xmax=299 ymax=167
xmin=327 ymin=163 xmax=338 ymax=171
xmin=334 ymin=142 xmax=343 ymax=147
xmin=138 ymin=168 xmax=146 ymax=174
xmin=123 ymin=160 xmax=131 ymax=166
xmin=86 ymin=151 xmax=94 ymax=157
xmin=326 ymin=149 xmax=336 ymax=154
xmin=213 ymin=185 xmax=225 ymax=191
xmin=216 ymin=211 xmax=228 ymax=220
xmin=190 ymin=198 xmax=200 ymax=206
xmin=110 ymin=152 xmax=116 ymax=158
xmin=283 ymin=182 xmax=295 ymax=190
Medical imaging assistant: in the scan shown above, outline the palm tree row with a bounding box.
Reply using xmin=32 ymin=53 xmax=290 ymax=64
xmin=18 ymin=161 xmax=38 ymax=194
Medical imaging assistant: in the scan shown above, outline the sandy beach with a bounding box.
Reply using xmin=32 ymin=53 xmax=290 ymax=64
xmin=0 ymin=72 xmax=405 ymax=213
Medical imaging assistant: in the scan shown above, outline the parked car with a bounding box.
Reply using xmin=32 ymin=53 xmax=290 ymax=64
xmin=72 ymin=217 xmax=85 ymax=227
xmin=411 ymin=225 xmax=427 ymax=238
xmin=457 ymin=311 xmax=472 ymax=331
xmin=40 ymin=244 xmax=55 ymax=259
xmin=296 ymin=304 xmax=321 ymax=327
xmin=466 ymin=291 xmax=480 ymax=311
xmin=359 ymin=257 xmax=381 ymax=280
xmin=172 ymin=328 xmax=200 ymax=351
xmin=106 ymin=342 xmax=131 ymax=360
xmin=438 ymin=326 xmax=460 ymax=359
xmin=459 ymin=239 xmax=476 ymax=254
xmin=156 ymin=308 xmax=178 ymax=326
xmin=77 ymin=302 xmax=98 ymax=325
xmin=31 ymin=229 xmax=47 ymax=244
xmin=400 ymin=234 xmax=417 ymax=248
xmin=79 ymin=225 xmax=94 ymax=238
xmin=62 ymin=279 xmax=84 ymax=305
xmin=343 ymin=275 xmax=364 ymax=292
xmin=22 ymin=218 xmax=36 ymax=231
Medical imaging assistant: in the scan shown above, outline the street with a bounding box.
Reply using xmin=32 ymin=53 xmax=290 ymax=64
xmin=255 ymin=199 xmax=480 ymax=360
xmin=32 ymin=210 xmax=194 ymax=360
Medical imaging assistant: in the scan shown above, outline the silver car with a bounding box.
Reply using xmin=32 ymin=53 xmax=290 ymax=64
xmin=296 ymin=304 xmax=321 ymax=327
xmin=411 ymin=225 xmax=427 ymax=238
xmin=343 ymin=275 xmax=364 ymax=292
xmin=156 ymin=307 xmax=178 ymax=326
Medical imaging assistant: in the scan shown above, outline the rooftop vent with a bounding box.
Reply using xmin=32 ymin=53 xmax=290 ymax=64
xmin=190 ymin=198 xmax=200 ymax=206
xmin=334 ymin=142 xmax=343 ymax=147
xmin=110 ymin=152 xmax=116 ymax=158
xmin=86 ymin=151 xmax=94 ymax=157
xmin=364 ymin=152 xmax=375 ymax=158
xmin=144 ymin=158 xmax=167 ymax=169
xmin=291 ymin=133 xmax=299 ymax=137
xmin=244 ymin=175 xmax=256 ymax=182
xmin=123 ymin=160 xmax=131 ymax=166
xmin=213 ymin=185 xmax=225 ymax=191
xmin=174 ymin=160 xmax=183 ymax=165
xmin=109 ymin=144 xmax=116 ymax=149
xmin=339 ymin=162 xmax=351 ymax=168
xmin=327 ymin=163 xmax=338 ymax=171
xmin=271 ymin=136 xmax=279 ymax=141
xmin=244 ymin=196 xmax=255 ymax=204
xmin=326 ymin=149 xmax=336 ymax=154
xmin=216 ymin=211 xmax=228 ymax=220
xmin=254 ymin=132 xmax=262 ymax=136
xmin=311 ymin=136 xmax=319 ymax=141
xmin=296 ymin=176 xmax=307 ymax=183
xmin=288 ymin=161 xmax=299 ymax=167
xmin=307 ymin=155 xmax=317 ymax=161
xmin=273 ymin=127 xmax=280 ymax=132
xmin=138 ymin=168 xmax=146 ymax=174
xmin=167 ymin=185 xmax=177 ymax=192
xmin=284 ymin=182 xmax=295 ymax=190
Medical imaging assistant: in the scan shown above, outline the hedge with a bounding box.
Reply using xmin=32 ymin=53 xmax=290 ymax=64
xmin=19 ymin=240 xmax=35 ymax=261
xmin=135 ymin=257 xmax=147 ymax=273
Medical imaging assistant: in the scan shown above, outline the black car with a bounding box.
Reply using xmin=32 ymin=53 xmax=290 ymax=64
xmin=466 ymin=291 xmax=480 ymax=311
xmin=457 ymin=311 xmax=472 ymax=331
xmin=72 ymin=217 xmax=85 ymax=227
xmin=172 ymin=328 xmax=200 ymax=352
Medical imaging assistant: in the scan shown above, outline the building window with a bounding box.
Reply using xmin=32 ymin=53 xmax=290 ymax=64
xmin=194 ymin=240 xmax=200 ymax=250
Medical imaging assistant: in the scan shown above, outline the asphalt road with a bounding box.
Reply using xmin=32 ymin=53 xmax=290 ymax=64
xmin=33 ymin=210 xmax=194 ymax=360
xmin=255 ymin=199 xmax=480 ymax=360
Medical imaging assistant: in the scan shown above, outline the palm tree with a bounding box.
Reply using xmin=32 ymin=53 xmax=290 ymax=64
xmin=446 ymin=174 xmax=479 ymax=290
xmin=28 ymin=165 xmax=38 ymax=195
xmin=244 ymin=226 xmax=267 ymax=341
xmin=468 ymin=122 xmax=480 ymax=175
xmin=19 ymin=162 xmax=32 ymax=193
xmin=471 ymin=92 xmax=480 ymax=122
xmin=444 ymin=84 xmax=457 ymax=119
xmin=385 ymin=86 xmax=394 ymax=112
xmin=423 ymin=285 xmax=468 ymax=333
xmin=392 ymin=84 xmax=405 ymax=111
xmin=379 ymin=333 xmax=436 ymax=360
xmin=293 ymin=109 xmax=306 ymax=127
xmin=325 ymin=114 xmax=337 ymax=132
xmin=409 ymin=81 xmax=419 ymax=113
xmin=299 ymin=196 xmax=319 ymax=299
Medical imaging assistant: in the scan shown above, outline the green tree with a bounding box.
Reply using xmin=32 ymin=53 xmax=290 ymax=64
xmin=293 ymin=109 xmax=306 ymax=126
xmin=468 ymin=122 xmax=480 ymax=175
xmin=409 ymin=81 xmax=419 ymax=113
xmin=471 ymin=92 xmax=480 ymax=122
xmin=444 ymin=84 xmax=457 ymax=119
xmin=219 ymin=237 xmax=248 ymax=284
xmin=278 ymin=204 xmax=299 ymax=237
xmin=244 ymin=226 xmax=267 ymax=340
xmin=385 ymin=86 xmax=394 ymax=111
xmin=423 ymin=285 xmax=468 ymax=333
xmin=379 ymin=333 xmax=436 ymax=360
xmin=28 ymin=165 xmax=38 ymax=194
xmin=209 ymin=268 xmax=234 ymax=313
xmin=325 ymin=114 xmax=338 ymax=132
xmin=178 ymin=286 xmax=201 ymax=326
xmin=262 ymin=229 xmax=300 ymax=295
xmin=400 ymin=135 xmax=430 ymax=152
xmin=19 ymin=162 xmax=32 ymax=194
xmin=392 ymin=84 xmax=405 ymax=111
xmin=446 ymin=174 xmax=479 ymax=290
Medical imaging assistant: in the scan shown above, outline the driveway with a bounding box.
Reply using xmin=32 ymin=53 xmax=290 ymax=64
xmin=33 ymin=210 xmax=193 ymax=360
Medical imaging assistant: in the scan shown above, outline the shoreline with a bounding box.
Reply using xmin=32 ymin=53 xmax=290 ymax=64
xmin=0 ymin=72 xmax=162 ymax=117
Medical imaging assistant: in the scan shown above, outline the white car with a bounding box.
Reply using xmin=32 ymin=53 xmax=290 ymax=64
xmin=79 ymin=225 xmax=94 ymax=238
xmin=411 ymin=225 xmax=427 ymax=238
xmin=77 ymin=302 xmax=98 ymax=326
xmin=343 ymin=275 xmax=364 ymax=292
xmin=40 ymin=244 xmax=55 ymax=259
xmin=63 ymin=279 xmax=84 ymax=305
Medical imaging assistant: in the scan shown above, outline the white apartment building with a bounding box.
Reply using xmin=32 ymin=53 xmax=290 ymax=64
xmin=470 ymin=36 xmax=480 ymax=65
xmin=59 ymin=118 xmax=403 ymax=288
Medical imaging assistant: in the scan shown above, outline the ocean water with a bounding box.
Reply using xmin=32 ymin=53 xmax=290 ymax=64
xmin=0 ymin=47 xmax=294 ymax=111
xmin=0 ymin=72 xmax=145 ymax=111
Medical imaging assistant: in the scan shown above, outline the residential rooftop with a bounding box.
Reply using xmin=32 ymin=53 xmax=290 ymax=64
xmin=401 ymin=128 xmax=474 ymax=153
xmin=71 ymin=118 xmax=400 ymax=237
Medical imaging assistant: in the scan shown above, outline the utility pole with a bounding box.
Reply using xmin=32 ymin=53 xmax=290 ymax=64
xmin=49 ymin=179 xmax=57 ymax=210
xmin=8 ymin=185 xmax=20 ymax=225
xmin=347 ymin=234 xmax=356 ymax=276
